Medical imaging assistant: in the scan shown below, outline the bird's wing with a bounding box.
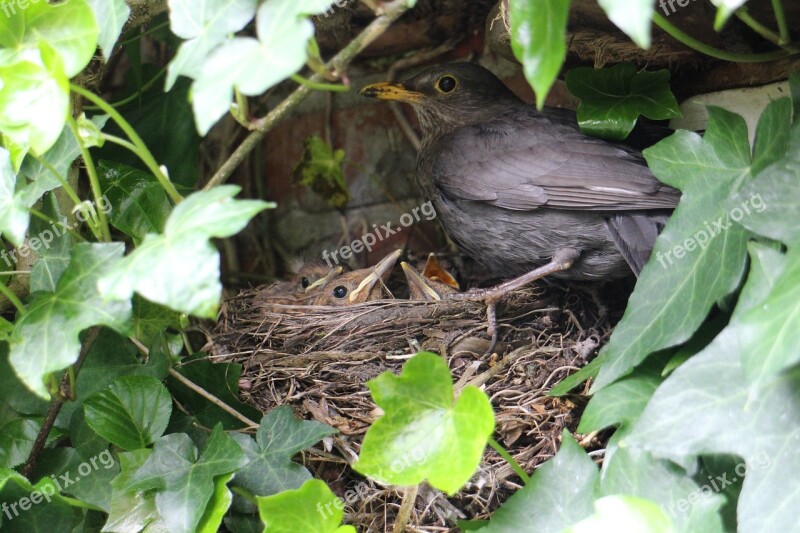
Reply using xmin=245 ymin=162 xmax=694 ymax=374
xmin=430 ymin=112 xmax=681 ymax=212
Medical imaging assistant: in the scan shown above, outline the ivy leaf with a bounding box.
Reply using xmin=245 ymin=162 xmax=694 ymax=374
xmin=597 ymin=0 xmax=653 ymax=48
xmin=293 ymin=136 xmax=350 ymax=210
xmin=86 ymin=0 xmax=130 ymax=61
xmin=124 ymin=425 xmax=245 ymax=533
xmin=29 ymin=193 xmax=71 ymax=293
xmin=0 ymin=147 xmax=30 ymax=247
xmin=732 ymin=75 xmax=800 ymax=246
xmin=0 ymin=0 xmax=98 ymax=77
xmin=591 ymin=98 xmax=792 ymax=391
xmin=256 ymin=478 xmax=356 ymax=533
xmin=10 ymin=243 xmax=131 ymax=398
xmin=0 ymin=44 xmax=69 ymax=156
xmin=165 ymin=0 xmax=259 ymax=91
xmin=509 ymin=0 xmax=571 ymax=109
xmin=354 ymin=352 xmax=495 ymax=495
xmin=577 ymin=374 xmax=660 ymax=433
xmin=191 ymin=0 xmax=336 ymax=134
xmin=130 ymin=297 xmax=182 ymax=346
xmin=0 ymin=469 xmax=75 ymax=530
xmin=710 ymin=0 xmax=749 ymax=30
xmin=623 ymin=243 xmax=800 ymax=533
xmin=18 ymin=116 xmax=109 ymax=207
xmin=565 ymin=63 xmax=680 ymax=141
xmin=198 ymin=473 xmax=234 ymax=533
xmin=480 ymin=430 xmax=598 ymax=532
xmin=99 ymin=161 xmax=171 ymax=244
xmin=563 ymin=495 xmax=675 ymax=533
xmin=83 ymin=376 xmax=172 ymax=450
xmin=231 ymin=406 xmax=336 ymax=507
xmin=105 ymin=449 xmax=169 ymax=533
xmin=0 ymin=418 xmax=39 ymax=468
xmin=98 ymin=186 xmax=272 ymax=318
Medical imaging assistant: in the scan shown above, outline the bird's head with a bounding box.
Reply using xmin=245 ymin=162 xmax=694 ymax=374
xmin=360 ymin=62 xmax=522 ymax=137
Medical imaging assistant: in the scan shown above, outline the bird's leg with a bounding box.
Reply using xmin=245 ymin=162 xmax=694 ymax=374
xmin=451 ymin=248 xmax=580 ymax=353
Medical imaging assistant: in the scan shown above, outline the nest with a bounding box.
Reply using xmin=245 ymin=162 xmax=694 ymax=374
xmin=208 ymin=279 xmax=615 ymax=531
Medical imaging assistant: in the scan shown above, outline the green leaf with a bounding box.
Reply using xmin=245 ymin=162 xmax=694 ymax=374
xmin=104 ymin=449 xmax=170 ymax=533
xmin=99 ymin=161 xmax=171 ymax=244
xmin=18 ymin=116 xmax=108 ymax=207
xmin=190 ymin=0 xmax=336 ymax=134
xmin=577 ymin=374 xmax=660 ymax=433
xmin=98 ymin=186 xmax=272 ymax=318
xmin=509 ymin=0 xmax=571 ymax=109
xmin=597 ymin=0 xmax=653 ymax=48
xmin=168 ymin=354 xmax=261 ymax=430
xmin=565 ymin=63 xmax=680 ymax=141
xmin=86 ymin=0 xmax=130 ymax=61
xmin=0 ymin=44 xmax=69 ymax=155
xmin=354 ymin=352 xmax=495 ymax=495
xmin=29 ymin=193 xmax=71 ymax=292
xmin=732 ymin=90 xmax=800 ymax=246
xmin=710 ymin=0 xmax=748 ymax=30
xmin=130 ymin=297 xmax=182 ymax=346
xmin=124 ymin=425 xmax=245 ymax=533
xmin=83 ymin=376 xmax=172 ymax=450
xmin=601 ymin=429 xmax=725 ymax=532
xmin=292 ymin=135 xmax=350 ymax=209
xmin=592 ymin=99 xmax=792 ymax=391
xmin=481 ymin=430 xmax=598 ymax=532
xmin=32 ymin=446 xmax=120 ymax=512
xmin=10 ymin=243 xmax=131 ymax=398
xmin=197 ymin=473 xmax=234 ymax=533
xmin=231 ymin=406 xmax=336 ymax=508
xmin=0 ymin=0 xmax=98 ymax=77
xmin=563 ymin=495 xmax=676 ymax=533
xmin=0 ymin=418 xmax=39 ymax=468
xmin=256 ymin=478 xmax=356 ymax=533
xmin=0 ymin=147 xmax=29 ymax=247
xmin=623 ymin=243 xmax=800 ymax=533
xmin=0 ymin=469 xmax=75 ymax=531
xmin=0 ymin=345 xmax=49 ymax=420
xmin=165 ymin=0 xmax=258 ymax=90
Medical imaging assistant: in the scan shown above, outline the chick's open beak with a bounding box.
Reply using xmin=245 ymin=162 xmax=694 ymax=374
xmin=348 ymin=249 xmax=402 ymax=303
xmin=359 ymin=82 xmax=424 ymax=104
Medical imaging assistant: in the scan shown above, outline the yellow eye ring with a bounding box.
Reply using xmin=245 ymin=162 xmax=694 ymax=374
xmin=436 ymin=75 xmax=457 ymax=94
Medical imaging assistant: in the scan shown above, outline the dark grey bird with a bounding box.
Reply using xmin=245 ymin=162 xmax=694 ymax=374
xmin=360 ymin=62 xmax=679 ymax=287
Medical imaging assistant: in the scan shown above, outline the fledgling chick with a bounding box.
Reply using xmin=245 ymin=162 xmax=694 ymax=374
xmin=310 ymin=249 xmax=402 ymax=305
xmin=252 ymin=262 xmax=345 ymax=306
xmin=402 ymin=254 xmax=460 ymax=301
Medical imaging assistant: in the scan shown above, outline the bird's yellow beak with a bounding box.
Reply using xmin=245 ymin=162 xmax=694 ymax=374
xmin=359 ymin=82 xmax=424 ymax=104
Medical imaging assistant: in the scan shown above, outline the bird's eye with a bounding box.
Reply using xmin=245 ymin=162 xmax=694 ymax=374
xmin=301 ymin=277 xmax=310 ymax=289
xmin=436 ymin=75 xmax=457 ymax=94
xmin=333 ymin=286 xmax=348 ymax=299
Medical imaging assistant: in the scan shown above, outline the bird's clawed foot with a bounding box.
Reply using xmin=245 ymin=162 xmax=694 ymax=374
xmin=451 ymin=248 xmax=580 ymax=353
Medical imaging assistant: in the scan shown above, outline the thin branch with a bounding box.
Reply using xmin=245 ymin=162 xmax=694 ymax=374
xmin=23 ymin=327 xmax=102 ymax=478
xmin=203 ymin=0 xmax=412 ymax=191
xmin=168 ymin=368 xmax=259 ymax=428
xmin=771 ymin=0 xmax=790 ymax=44
xmin=393 ymin=484 xmax=419 ymax=533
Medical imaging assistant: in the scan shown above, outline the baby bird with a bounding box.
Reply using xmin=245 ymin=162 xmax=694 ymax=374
xmin=309 ymin=249 xmax=402 ymax=305
xmin=401 ymin=254 xmax=460 ymax=301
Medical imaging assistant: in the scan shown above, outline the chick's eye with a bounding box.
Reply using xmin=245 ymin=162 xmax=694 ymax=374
xmin=333 ymin=286 xmax=348 ymax=299
xmin=301 ymin=277 xmax=310 ymax=289
xmin=437 ymin=76 xmax=457 ymax=93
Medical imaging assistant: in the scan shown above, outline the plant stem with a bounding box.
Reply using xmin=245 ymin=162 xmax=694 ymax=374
xmin=67 ymin=116 xmax=111 ymax=242
xmin=29 ymin=208 xmax=86 ymax=241
xmin=0 ymin=281 xmax=27 ymax=315
xmin=652 ymin=13 xmax=795 ymax=62
xmin=735 ymin=9 xmax=798 ymax=52
xmin=290 ymin=74 xmax=350 ymax=92
xmin=70 ymin=84 xmax=184 ymax=203
xmin=203 ymin=0 xmax=412 ymax=191
xmin=771 ymin=0 xmax=790 ymax=44
xmin=84 ymin=65 xmax=168 ymax=110
xmin=117 ymin=20 xmax=170 ymax=47
xmin=489 ymin=437 xmax=530 ymax=484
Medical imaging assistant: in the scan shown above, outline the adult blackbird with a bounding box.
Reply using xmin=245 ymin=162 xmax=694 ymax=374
xmin=402 ymin=254 xmax=460 ymax=301
xmin=361 ymin=63 xmax=680 ymax=286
